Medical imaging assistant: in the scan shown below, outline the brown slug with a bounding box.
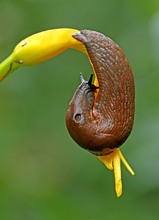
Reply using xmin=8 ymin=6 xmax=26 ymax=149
xmin=66 ymin=30 xmax=135 ymax=156
xmin=0 ymin=28 xmax=135 ymax=197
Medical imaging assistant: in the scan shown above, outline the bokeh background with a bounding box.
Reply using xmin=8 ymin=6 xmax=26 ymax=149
xmin=0 ymin=0 xmax=159 ymax=219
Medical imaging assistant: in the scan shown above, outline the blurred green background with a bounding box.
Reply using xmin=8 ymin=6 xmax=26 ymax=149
xmin=0 ymin=0 xmax=159 ymax=219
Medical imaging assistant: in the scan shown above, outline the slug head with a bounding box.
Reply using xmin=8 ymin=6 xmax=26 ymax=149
xmin=66 ymin=74 xmax=99 ymax=151
xmin=66 ymin=74 xmax=116 ymax=156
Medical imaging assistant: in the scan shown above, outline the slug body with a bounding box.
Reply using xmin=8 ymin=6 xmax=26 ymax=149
xmin=66 ymin=30 xmax=135 ymax=156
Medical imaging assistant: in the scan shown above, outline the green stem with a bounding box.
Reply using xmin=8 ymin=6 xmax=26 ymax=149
xmin=0 ymin=54 xmax=20 ymax=81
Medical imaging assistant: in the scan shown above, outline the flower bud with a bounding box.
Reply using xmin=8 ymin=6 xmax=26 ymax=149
xmin=0 ymin=28 xmax=87 ymax=80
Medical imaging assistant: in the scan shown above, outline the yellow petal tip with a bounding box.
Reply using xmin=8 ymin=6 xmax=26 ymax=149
xmin=98 ymin=148 xmax=135 ymax=197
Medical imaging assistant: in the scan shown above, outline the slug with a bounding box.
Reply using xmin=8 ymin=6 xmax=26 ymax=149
xmin=0 ymin=28 xmax=135 ymax=197
xmin=66 ymin=30 xmax=135 ymax=156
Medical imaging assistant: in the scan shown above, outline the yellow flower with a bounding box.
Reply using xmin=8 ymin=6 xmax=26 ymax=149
xmin=0 ymin=28 xmax=87 ymax=80
xmin=0 ymin=28 xmax=135 ymax=197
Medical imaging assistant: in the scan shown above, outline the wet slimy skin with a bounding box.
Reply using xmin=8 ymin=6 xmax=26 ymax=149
xmin=66 ymin=30 xmax=135 ymax=156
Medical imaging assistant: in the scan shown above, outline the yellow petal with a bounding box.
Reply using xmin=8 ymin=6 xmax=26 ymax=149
xmin=98 ymin=154 xmax=113 ymax=170
xmin=113 ymin=149 xmax=122 ymax=197
xmin=119 ymin=150 xmax=135 ymax=176
xmin=98 ymin=148 xmax=134 ymax=197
